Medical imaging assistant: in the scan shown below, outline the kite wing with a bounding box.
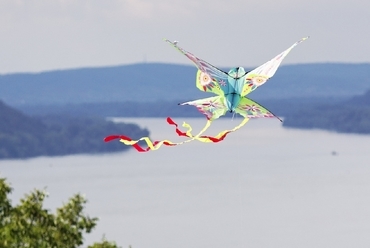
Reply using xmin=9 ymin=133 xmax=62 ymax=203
xmin=165 ymin=39 xmax=228 ymax=96
xmin=240 ymin=36 xmax=309 ymax=96
xmin=234 ymin=97 xmax=282 ymax=121
xmin=180 ymin=96 xmax=228 ymax=121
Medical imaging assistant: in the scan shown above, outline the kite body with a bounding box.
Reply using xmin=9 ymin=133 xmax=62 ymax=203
xmin=166 ymin=37 xmax=309 ymax=121
xmin=105 ymin=37 xmax=309 ymax=151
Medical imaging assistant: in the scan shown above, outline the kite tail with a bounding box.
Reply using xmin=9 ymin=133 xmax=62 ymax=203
xmin=104 ymin=135 xmax=178 ymax=152
xmin=104 ymin=117 xmax=212 ymax=152
xmin=168 ymin=117 xmax=250 ymax=143
xmin=166 ymin=117 xmax=212 ymax=143
xmin=104 ymin=117 xmax=249 ymax=152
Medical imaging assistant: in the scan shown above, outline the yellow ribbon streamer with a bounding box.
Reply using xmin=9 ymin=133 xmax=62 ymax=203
xmin=116 ymin=117 xmax=249 ymax=151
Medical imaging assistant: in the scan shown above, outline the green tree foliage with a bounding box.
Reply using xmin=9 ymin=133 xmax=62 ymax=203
xmin=87 ymin=237 xmax=121 ymax=248
xmin=0 ymin=178 xmax=120 ymax=248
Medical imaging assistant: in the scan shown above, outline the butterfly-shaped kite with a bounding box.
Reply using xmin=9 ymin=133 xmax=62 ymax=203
xmin=105 ymin=37 xmax=309 ymax=151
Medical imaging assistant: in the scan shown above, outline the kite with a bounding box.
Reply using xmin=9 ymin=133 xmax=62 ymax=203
xmin=105 ymin=37 xmax=309 ymax=151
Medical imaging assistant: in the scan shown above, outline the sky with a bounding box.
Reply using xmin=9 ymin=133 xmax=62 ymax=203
xmin=0 ymin=0 xmax=369 ymax=74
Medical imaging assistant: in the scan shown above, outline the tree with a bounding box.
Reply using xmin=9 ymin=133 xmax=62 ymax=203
xmin=87 ymin=237 xmax=121 ymax=248
xmin=0 ymin=177 xmax=120 ymax=248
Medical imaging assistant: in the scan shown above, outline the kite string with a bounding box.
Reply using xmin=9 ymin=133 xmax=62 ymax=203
xmin=238 ymin=154 xmax=244 ymax=248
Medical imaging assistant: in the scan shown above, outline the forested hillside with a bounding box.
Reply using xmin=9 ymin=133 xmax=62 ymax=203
xmin=283 ymin=90 xmax=370 ymax=134
xmin=0 ymin=101 xmax=149 ymax=159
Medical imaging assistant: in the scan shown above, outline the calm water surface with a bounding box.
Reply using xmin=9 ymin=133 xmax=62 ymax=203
xmin=1 ymin=118 xmax=370 ymax=248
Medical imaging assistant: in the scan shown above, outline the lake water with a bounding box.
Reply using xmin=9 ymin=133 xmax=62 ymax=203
xmin=1 ymin=117 xmax=370 ymax=248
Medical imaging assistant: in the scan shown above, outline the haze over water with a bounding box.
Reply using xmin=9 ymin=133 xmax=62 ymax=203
xmin=1 ymin=118 xmax=370 ymax=248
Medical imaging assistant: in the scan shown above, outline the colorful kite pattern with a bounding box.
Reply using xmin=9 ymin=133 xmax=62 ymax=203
xmin=105 ymin=37 xmax=309 ymax=151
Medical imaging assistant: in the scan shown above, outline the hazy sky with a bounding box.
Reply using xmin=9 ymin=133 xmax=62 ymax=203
xmin=0 ymin=0 xmax=369 ymax=74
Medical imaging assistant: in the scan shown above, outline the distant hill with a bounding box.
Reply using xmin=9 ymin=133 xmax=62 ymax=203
xmin=3 ymin=62 xmax=369 ymax=137
xmin=283 ymin=89 xmax=370 ymax=134
xmin=0 ymin=101 xmax=149 ymax=159
xmin=14 ymin=97 xmax=346 ymax=120
xmin=347 ymin=89 xmax=370 ymax=105
xmin=1 ymin=63 xmax=370 ymax=106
